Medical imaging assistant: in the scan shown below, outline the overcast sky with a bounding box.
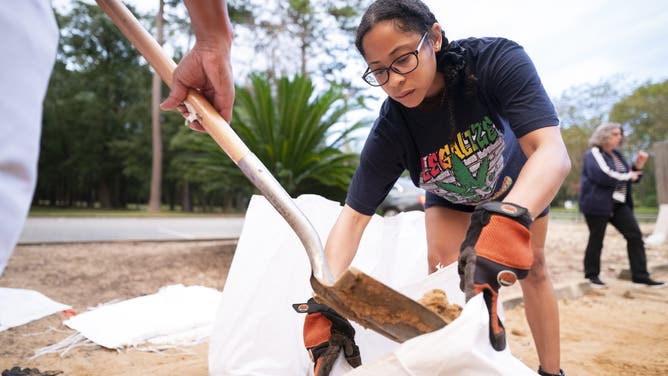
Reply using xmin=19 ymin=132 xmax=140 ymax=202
xmin=423 ymin=0 xmax=668 ymax=97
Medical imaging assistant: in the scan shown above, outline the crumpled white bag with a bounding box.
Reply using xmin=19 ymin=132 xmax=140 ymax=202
xmin=64 ymin=284 xmax=222 ymax=349
xmin=0 ymin=288 xmax=70 ymax=332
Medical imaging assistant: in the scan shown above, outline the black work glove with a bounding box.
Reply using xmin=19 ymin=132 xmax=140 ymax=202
xmin=458 ymin=201 xmax=534 ymax=351
xmin=293 ymin=298 xmax=361 ymax=376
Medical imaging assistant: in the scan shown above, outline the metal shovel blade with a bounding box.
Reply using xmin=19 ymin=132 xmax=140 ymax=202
xmin=311 ymin=268 xmax=449 ymax=343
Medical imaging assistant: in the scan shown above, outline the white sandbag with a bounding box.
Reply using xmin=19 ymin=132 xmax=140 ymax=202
xmin=0 ymin=288 xmax=70 ymax=332
xmin=208 ymin=194 xmax=518 ymax=376
xmin=344 ymin=294 xmax=536 ymax=376
xmin=64 ymin=284 xmax=221 ymax=349
xmin=208 ymin=195 xmax=433 ymax=375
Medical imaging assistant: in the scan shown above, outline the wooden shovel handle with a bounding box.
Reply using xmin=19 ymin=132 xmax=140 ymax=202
xmin=95 ymin=0 xmax=250 ymax=163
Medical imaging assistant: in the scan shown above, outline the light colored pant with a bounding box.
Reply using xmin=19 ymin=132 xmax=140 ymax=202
xmin=0 ymin=1 xmax=59 ymax=275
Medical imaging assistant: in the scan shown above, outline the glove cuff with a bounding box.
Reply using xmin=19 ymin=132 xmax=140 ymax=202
xmin=477 ymin=201 xmax=532 ymax=229
xmin=538 ymin=366 xmax=565 ymax=376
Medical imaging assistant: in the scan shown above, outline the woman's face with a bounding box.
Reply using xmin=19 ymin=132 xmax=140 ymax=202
xmin=606 ymin=127 xmax=623 ymax=149
xmin=361 ymin=21 xmax=443 ymax=108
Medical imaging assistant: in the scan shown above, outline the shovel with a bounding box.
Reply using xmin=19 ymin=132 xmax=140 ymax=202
xmin=96 ymin=0 xmax=449 ymax=343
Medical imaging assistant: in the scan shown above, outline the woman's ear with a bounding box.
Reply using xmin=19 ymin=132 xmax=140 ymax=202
xmin=430 ymin=23 xmax=443 ymax=52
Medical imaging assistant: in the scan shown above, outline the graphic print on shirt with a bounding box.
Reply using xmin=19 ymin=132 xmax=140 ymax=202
xmin=419 ymin=115 xmax=511 ymax=204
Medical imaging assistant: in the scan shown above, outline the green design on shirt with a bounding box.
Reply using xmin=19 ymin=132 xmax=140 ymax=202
xmin=434 ymin=153 xmax=490 ymax=198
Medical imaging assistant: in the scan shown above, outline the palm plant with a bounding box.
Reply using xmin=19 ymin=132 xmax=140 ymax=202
xmin=169 ymin=126 xmax=250 ymax=211
xmin=170 ymin=73 xmax=368 ymax=207
xmin=232 ymin=73 xmax=367 ymax=197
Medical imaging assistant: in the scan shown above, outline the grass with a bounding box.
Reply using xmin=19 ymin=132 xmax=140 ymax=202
xmin=550 ymin=206 xmax=659 ymax=222
xmin=29 ymin=205 xmax=660 ymax=220
xmin=28 ymin=206 xmax=244 ymax=218
xmin=550 ymin=206 xmax=658 ymax=214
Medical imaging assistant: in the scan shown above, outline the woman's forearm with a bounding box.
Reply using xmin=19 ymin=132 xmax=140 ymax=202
xmin=324 ymin=205 xmax=372 ymax=279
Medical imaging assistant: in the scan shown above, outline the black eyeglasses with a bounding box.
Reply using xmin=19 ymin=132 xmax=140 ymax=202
xmin=362 ymin=31 xmax=429 ymax=87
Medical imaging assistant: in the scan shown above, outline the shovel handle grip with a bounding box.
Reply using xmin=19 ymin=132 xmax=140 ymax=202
xmin=95 ymin=0 xmax=249 ymax=163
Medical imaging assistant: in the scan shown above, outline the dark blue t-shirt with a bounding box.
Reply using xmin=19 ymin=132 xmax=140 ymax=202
xmin=346 ymin=37 xmax=559 ymax=216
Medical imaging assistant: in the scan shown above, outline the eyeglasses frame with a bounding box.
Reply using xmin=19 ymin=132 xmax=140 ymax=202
xmin=362 ymin=31 xmax=430 ymax=87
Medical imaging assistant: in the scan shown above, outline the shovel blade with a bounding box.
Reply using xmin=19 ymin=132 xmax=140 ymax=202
xmin=310 ymin=267 xmax=449 ymax=343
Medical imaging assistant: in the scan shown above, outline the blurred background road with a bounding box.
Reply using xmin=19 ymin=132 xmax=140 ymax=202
xmin=18 ymin=217 xmax=245 ymax=244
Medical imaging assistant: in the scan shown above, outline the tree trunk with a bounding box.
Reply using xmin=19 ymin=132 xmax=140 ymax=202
xmin=181 ymin=181 xmax=192 ymax=212
xmin=300 ymin=28 xmax=307 ymax=76
xmin=646 ymin=140 xmax=668 ymax=245
xmin=148 ymin=0 xmax=165 ymax=213
xmin=98 ymin=182 xmax=112 ymax=209
xmin=654 ymin=141 xmax=668 ymax=205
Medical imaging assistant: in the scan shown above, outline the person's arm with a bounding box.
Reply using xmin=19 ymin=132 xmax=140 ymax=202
xmin=183 ymin=0 xmax=232 ymax=46
xmin=630 ymin=150 xmax=648 ymax=182
xmin=160 ymin=0 xmax=235 ymax=125
xmin=456 ymin=125 xmax=569 ymax=350
xmin=502 ymin=126 xmax=571 ymax=218
xmin=324 ymin=204 xmax=373 ymax=278
xmin=634 ymin=150 xmax=649 ymax=169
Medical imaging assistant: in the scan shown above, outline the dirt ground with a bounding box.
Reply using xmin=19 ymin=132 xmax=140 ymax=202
xmin=1 ymin=220 xmax=667 ymax=375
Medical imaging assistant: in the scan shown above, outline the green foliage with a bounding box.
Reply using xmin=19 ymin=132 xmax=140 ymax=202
xmin=610 ymin=80 xmax=668 ymax=207
xmin=610 ymin=80 xmax=668 ymax=151
xmin=171 ymin=74 xmax=367 ymax=203
xmin=36 ymin=0 xmax=371 ymax=212
xmin=557 ymin=125 xmax=590 ymax=201
xmin=242 ymin=74 xmax=367 ymax=198
xmin=38 ymin=2 xmax=153 ymax=208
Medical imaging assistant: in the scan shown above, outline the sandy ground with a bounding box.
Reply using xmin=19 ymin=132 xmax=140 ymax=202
xmin=1 ymin=220 xmax=667 ymax=375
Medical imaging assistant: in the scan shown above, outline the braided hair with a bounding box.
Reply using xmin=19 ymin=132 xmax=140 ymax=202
xmin=355 ymin=0 xmax=477 ymax=134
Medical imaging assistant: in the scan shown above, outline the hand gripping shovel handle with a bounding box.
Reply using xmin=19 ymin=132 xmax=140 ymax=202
xmin=95 ymin=0 xmax=334 ymax=285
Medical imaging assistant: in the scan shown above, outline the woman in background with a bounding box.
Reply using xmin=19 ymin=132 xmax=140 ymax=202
xmin=579 ymin=122 xmax=664 ymax=288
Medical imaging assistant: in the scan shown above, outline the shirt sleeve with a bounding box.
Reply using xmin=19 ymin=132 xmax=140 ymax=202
xmin=478 ymin=38 xmax=559 ymax=137
xmin=345 ymin=111 xmax=406 ymax=216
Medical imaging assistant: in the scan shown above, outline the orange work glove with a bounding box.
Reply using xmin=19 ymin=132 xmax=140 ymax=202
xmin=458 ymin=201 xmax=534 ymax=351
xmin=294 ymin=298 xmax=361 ymax=376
